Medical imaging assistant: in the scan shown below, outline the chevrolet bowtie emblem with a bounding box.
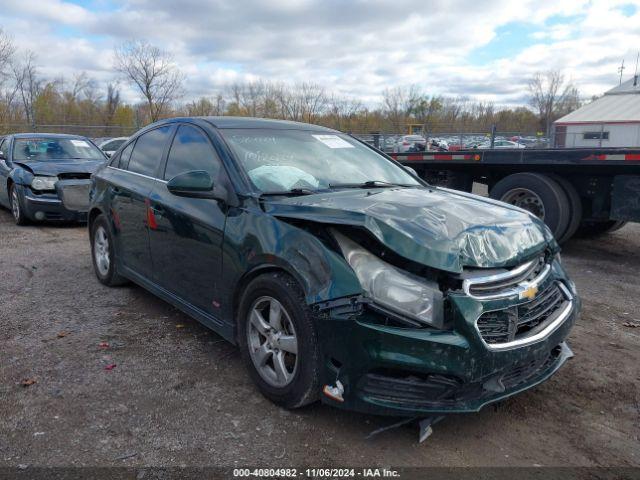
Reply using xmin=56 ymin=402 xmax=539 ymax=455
xmin=519 ymin=285 xmax=538 ymax=300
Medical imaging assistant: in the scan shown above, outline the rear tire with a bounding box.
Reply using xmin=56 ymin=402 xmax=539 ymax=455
xmin=237 ymin=271 xmax=321 ymax=409
xmin=574 ymin=220 xmax=628 ymax=238
xmin=490 ymin=173 xmax=570 ymax=241
xmin=90 ymin=214 xmax=128 ymax=286
xmin=548 ymin=175 xmax=582 ymax=244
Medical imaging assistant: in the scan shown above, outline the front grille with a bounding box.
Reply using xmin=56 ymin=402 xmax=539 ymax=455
xmin=58 ymin=183 xmax=90 ymax=211
xmin=501 ymin=345 xmax=562 ymax=389
xmin=516 ymin=281 xmax=565 ymax=335
xmin=58 ymin=172 xmax=91 ymax=180
xmin=358 ymin=344 xmax=566 ymax=408
xmin=477 ymin=310 xmax=515 ymax=344
xmin=360 ymin=371 xmax=462 ymax=405
xmin=477 ymin=281 xmax=568 ymax=346
xmin=464 ymin=255 xmax=547 ymax=299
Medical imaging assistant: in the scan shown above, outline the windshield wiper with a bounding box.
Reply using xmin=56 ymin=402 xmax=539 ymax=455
xmin=260 ymin=188 xmax=318 ymax=197
xmin=328 ymin=180 xmax=413 ymax=189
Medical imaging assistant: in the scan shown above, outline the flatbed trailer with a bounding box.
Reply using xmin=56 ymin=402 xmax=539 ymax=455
xmin=390 ymin=148 xmax=640 ymax=243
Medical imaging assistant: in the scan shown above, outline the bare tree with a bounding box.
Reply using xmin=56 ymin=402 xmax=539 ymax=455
xmin=114 ymin=40 xmax=184 ymax=123
xmin=298 ymin=82 xmax=327 ymax=123
xmin=104 ymin=83 xmax=121 ymax=124
xmin=382 ymin=85 xmax=421 ymax=131
xmin=0 ymin=28 xmax=17 ymax=125
xmin=0 ymin=28 xmax=15 ymax=78
xmin=528 ymin=70 xmax=579 ymax=136
xmin=12 ymin=51 xmax=41 ymax=126
xmin=185 ymin=94 xmax=226 ymax=116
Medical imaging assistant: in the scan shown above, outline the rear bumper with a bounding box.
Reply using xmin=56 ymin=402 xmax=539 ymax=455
xmin=316 ymin=278 xmax=579 ymax=417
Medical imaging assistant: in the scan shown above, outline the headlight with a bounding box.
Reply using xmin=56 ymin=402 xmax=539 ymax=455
xmin=31 ymin=176 xmax=58 ymax=190
xmin=333 ymin=231 xmax=444 ymax=328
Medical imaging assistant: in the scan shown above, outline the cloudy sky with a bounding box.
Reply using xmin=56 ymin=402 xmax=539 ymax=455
xmin=1 ymin=0 xmax=639 ymax=107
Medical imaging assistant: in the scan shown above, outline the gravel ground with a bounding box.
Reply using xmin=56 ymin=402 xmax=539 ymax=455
xmin=0 ymin=206 xmax=639 ymax=468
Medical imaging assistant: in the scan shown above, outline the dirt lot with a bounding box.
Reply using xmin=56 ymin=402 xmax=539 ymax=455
xmin=0 ymin=206 xmax=639 ymax=469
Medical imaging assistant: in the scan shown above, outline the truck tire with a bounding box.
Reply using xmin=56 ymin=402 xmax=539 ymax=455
xmin=574 ymin=220 xmax=628 ymax=238
xmin=548 ymin=175 xmax=582 ymax=244
xmin=490 ymin=173 xmax=571 ymax=241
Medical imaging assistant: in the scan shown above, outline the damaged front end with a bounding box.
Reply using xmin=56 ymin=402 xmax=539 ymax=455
xmin=311 ymin=228 xmax=579 ymax=415
xmin=270 ymin=226 xmax=577 ymax=417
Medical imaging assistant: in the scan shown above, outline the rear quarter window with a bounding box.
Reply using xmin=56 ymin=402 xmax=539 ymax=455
xmin=111 ymin=141 xmax=134 ymax=168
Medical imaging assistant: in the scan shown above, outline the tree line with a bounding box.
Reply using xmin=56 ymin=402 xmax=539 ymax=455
xmin=0 ymin=32 xmax=584 ymax=138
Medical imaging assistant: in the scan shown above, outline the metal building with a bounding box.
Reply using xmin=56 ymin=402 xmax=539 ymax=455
xmin=554 ymin=76 xmax=640 ymax=147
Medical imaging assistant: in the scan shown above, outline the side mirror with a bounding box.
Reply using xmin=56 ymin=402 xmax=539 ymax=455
xmin=167 ymin=170 xmax=219 ymax=199
xmin=104 ymin=151 xmax=112 ymax=158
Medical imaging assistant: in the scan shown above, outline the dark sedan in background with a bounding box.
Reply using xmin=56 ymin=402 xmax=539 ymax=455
xmin=0 ymin=133 xmax=107 ymax=224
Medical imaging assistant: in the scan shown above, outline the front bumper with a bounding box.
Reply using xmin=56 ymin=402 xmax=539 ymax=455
xmin=20 ymin=181 xmax=90 ymax=222
xmin=316 ymin=276 xmax=580 ymax=417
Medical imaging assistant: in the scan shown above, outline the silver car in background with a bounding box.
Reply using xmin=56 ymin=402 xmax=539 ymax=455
xmin=392 ymin=135 xmax=427 ymax=153
xmin=98 ymin=137 xmax=128 ymax=157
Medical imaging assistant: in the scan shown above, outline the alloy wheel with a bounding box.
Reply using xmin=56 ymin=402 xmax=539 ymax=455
xmin=11 ymin=188 xmax=20 ymax=221
xmin=94 ymin=226 xmax=110 ymax=277
xmin=247 ymin=296 xmax=299 ymax=388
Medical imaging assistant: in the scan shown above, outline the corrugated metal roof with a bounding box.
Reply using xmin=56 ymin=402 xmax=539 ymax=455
xmin=555 ymin=77 xmax=640 ymax=123
xmin=606 ymin=76 xmax=640 ymax=95
xmin=555 ymin=94 xmax=640 ymax=123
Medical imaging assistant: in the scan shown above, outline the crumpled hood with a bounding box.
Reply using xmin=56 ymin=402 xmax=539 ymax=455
xmin=264 ymin=186 xmax=555 ymax=273
xmin=14 ymin=159 xmax=104 ymax=176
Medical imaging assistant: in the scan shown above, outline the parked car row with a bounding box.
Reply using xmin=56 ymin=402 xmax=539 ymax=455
xmin=365 ymin=134 xmax=550 ymax=152
xmin=0 ymin=118 xmax=580 ymax=421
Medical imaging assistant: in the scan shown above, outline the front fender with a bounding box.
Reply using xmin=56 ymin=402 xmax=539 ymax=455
xmin=222 ymin=206 xmax=362 ymax=320
xmin=10 ymin=167 xmax=34 ymax=187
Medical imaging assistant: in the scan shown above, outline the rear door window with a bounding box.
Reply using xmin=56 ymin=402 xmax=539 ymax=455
xmin=164 ymin=125 xmax=221 ymax=181
xmin=127 ymin=126 xmax=173 ymax=177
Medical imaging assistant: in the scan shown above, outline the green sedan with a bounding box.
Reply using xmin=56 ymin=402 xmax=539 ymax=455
xmin=88 ymin=117 xmax=580 ymax=416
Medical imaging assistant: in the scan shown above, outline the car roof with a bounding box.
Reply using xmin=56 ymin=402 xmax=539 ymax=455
xmin=10 ymin=133 xmax=87 ymax=139
xmin=166 ymin=116 xmax=339 ymax=132
xmin=99 ymin=136 xmax=128 ymax=145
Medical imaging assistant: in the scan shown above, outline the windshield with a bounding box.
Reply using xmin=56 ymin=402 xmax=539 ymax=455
xmin=12 ymin=137 xmax=105 ymax=161
xmin=220 ymin=129 xmax=420 ymax=193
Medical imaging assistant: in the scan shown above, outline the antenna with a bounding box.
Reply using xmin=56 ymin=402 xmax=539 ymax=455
xmin=634 ymin=52 xmax=639 ymax=86
xmin=618 ymin=59 xmax=625 ymax=84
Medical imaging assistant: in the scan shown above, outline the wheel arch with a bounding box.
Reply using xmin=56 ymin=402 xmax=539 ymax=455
xmin=231 ymin=264 xmax=306 ymax=339
xmin=88 ymin=206 xmax=104 ymax=229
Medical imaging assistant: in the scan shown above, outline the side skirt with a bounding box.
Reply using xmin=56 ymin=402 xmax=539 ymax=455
xmin=119 ymin=265 xmax=236 ymax=344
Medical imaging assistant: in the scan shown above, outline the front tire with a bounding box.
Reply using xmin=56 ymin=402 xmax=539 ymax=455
xmin=90 ymin=214 xmax=128 ymax=286
xmin=9 ymin=185 xmax=29 ymax=226
xmin=237 ymin=272 xmax=321 ymax=409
